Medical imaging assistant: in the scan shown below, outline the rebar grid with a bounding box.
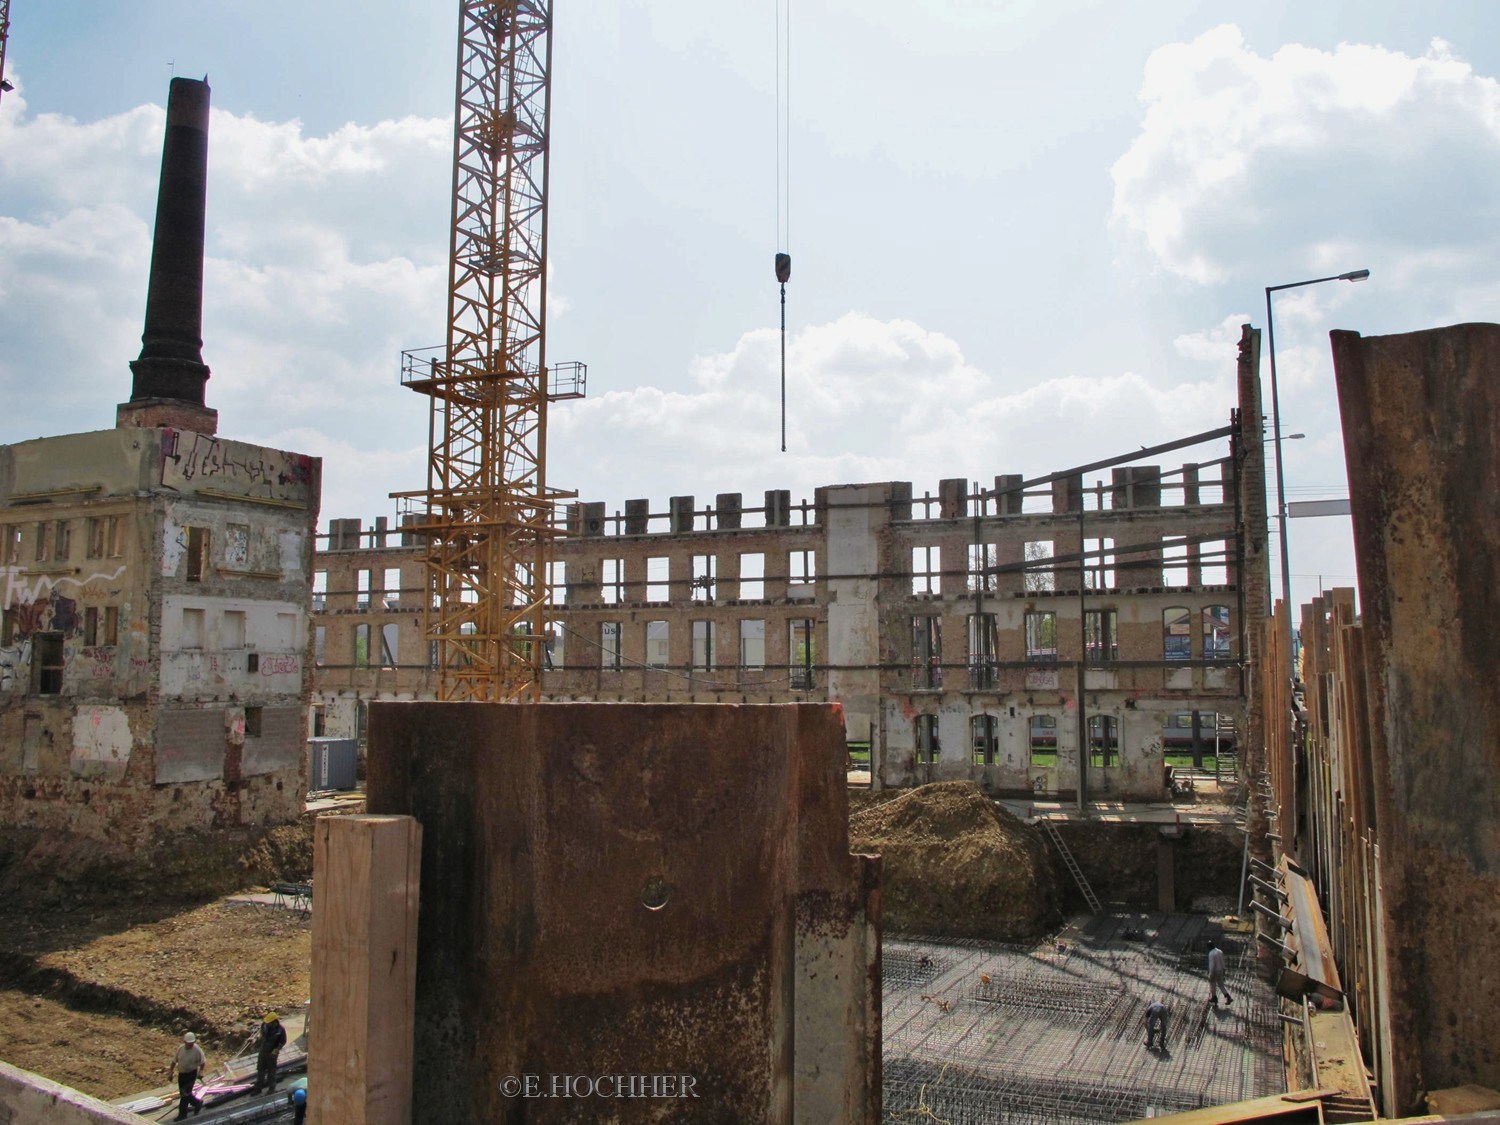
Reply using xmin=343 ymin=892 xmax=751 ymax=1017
xmin=884 ymin=915 xmax=1281 ymax=1123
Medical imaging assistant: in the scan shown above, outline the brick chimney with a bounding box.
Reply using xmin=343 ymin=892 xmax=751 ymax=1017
xmin=117 ymin=77 xmax=218 ymax=435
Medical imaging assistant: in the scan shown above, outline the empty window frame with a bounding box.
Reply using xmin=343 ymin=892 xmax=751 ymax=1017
xmin=83 ymin=607 xmax=99 ymax=646
xmin=911 ymin=545 xmax=941 ymax=596
xmin=601 ymin=622 xmax=623 ymax=670
xmin=1025 ymin=611 xmax=1057 ymax=662
xmin=1200 ymin=539 xmax=1229 ymax=585
xmin=972 ymin=713 xmax=999 ymax=766
xmin=691 ymin=554 xmax=717 ymax=601
xmin=51 ymin=520 xmax=71 ymax=562
xmin=384 ymin=567 xmax=404 ymax=608
xmin=916 ymin=714 xmax=940 ymax=764
xmin=544 ymin=622 xmax=565 ymax=671
xmin=102 ymin=606 xmax=119 ymax=646
xmin=1163 ymin=606 xmax=1192 ymax=661
xmin=1 ymin=525 xmax=19 ymax=564
xmin=1089 ymin=715 xmax=1120 ymax=767
xmin=691 ymin=620 xmax=716 ymax=671
xmin=911 ymin=615 xmax=942 ymax=689
xmin=354 ymin=623 xmax=371 ymax=668
xmin=1085 ymin=609 xmax=1118 ymax=663
xmin=1084 ymin=538 xmax=1116 ymax=590
xmin=0 ymin=608 xmax=14 ymax=647
xmin=739 ymin=619 xmax=766 ymax=670
xmin=1162 ymin=536 xmax=1190 ymax=586
xmin=182 ymin=607 xmax=205 ymax=649
xmin=602 ymin=558 xmax=624 ymax=605
xmin=788 ymin=549 xmax=816 ymax=588
xmin=312 ymin=570 xmax=328 ymax=610
xmin=356 ymin=569 xmax=372 ymax=609
xmin=646 ymin=556 xmax=670 ymax=602
xmin=33 ymin=521 xmax=49 ymax=562
xmin=1029 ymin=714 xmax=1058 ymax=764
xmin=645 ymin=620 xmax=670 ymax=667
xmin=314 ymin=626 xmax=326 ymax=667
xmin=380 ymin=623 xmax=398 ymax=668
xmin=245 ymin=706 xmax=263 ymax=738
xmin=789 ymin=618 xmax=815 ymax=689
xmin=1024 ymin=541 xmax=1055 ymax=592
xmin=33 ymin=632 xmax=64 ymax=695
xmin=86 ymin=516 xmax=121 ymax=560
xmin=185 ymin=526 xmax=206 ymax=580
xmin=1204 ymin=605 xmax=1231 ymax=660
xmin=967 ymin=612 xmax=998 ymax=689
xmin=222 ymin=610 xmax=246 ymax=649
xmin=739 ymin=553 xmax=765 ymax=600
xmin=967 ymin=543 xmax=998 ymax=593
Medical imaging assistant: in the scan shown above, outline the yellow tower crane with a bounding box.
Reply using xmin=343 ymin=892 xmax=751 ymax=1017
xmin=396 ymin=0 xmax=584 ymax=702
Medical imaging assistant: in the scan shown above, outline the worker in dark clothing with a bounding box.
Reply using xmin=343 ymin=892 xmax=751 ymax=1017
xmin=251 ymin=1012 xmax=287 ymax=1094
xmin=1143 ymin=999 xmax=1168 ymax=1049
xmin=288 ymin=1086 xmax=307 ymax=1124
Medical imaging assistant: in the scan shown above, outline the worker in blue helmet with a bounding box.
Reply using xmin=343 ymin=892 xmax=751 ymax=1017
xmin=286 ymin=1085 xmax=306 ymax=1124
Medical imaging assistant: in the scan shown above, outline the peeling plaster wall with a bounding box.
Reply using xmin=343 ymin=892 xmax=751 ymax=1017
xmin=0 ymin=427 xmax=320 ymax=844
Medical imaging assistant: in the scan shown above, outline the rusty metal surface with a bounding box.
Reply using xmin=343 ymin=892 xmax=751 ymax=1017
xmin=366 ymin=701 xmax=879 ymax=1123
xmin=1330 ymin=324 xmax=1500 ymax=1114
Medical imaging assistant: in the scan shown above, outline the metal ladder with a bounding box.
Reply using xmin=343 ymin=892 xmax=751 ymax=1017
xmin=1039 ymin=818 xmax=1102 ymax=914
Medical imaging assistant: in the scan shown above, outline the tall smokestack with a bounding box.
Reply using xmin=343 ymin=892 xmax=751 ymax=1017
xmin=117 ymin=77 xmax=218 ymax=435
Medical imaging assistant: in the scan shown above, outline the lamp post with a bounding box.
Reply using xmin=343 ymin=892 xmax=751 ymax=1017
xmin=1264 ymin=269 xmax=1369 ymax=675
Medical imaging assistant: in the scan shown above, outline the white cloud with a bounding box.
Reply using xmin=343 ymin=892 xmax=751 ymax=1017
xmin=1111 ymin=27 xmax=1500 ymax=285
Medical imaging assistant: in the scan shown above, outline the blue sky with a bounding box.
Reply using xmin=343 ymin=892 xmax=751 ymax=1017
xmin=4 ymin=1 xmax=1499 ymax=613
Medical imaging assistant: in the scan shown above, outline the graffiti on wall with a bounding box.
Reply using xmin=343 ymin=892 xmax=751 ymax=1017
xmin=0 ymin=641 xmax=31 ymax=691
xmin=1 ymin=565 xmax=126 ymax=623
xmin=161 ymin=429 xmax=315 ymax=505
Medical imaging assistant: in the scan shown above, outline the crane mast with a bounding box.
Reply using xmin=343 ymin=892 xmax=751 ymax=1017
xmin=399 ymin=0 xmax=581 ymax=702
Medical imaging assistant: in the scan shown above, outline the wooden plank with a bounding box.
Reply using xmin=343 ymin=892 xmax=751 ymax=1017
xmin=309 ymin=815 xmax=422 ymax=1125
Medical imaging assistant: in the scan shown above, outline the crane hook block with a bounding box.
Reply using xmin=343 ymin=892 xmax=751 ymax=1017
xmin=775 ymin=252 xmax=791 ymax=284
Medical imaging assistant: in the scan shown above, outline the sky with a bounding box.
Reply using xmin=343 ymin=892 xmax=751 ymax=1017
xmin=3 ymin=1 xmax=1498 ymax=614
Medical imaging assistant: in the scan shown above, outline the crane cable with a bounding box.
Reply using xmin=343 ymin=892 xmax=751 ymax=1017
xmin=775 ymin=0 xmax=791 ymax=452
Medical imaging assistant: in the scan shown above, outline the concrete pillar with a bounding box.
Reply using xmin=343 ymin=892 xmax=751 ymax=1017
xmin=716 ymin=492 xmax=742 ymax=529
xmin=624 ymin=499 xmax=649 ymax=535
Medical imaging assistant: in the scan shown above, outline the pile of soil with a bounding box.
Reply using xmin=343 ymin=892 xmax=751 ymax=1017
xmin=850 ymin=781 xmax=1060 ymax=942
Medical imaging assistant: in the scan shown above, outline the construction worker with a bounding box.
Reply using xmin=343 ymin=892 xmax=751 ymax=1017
xmin=288 ymin=1086 xmax=307 ymax=1124
xmin=251 ymin=1012 xmax=287 ymax=1094
xmin=1206 ymin=939 xmax=1233 ymax=1008
xmin=1143 ymin=1000 xmax=1168 ymax=1050
xmin=167 ymin=1031 xmax=205 ymax=1118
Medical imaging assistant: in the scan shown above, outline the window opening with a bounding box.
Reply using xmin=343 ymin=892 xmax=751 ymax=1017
xmin=967 ymin=543 xmax=997 ymax=593
xmin=380 ymin=623 xmax=398 ymax=668
xmin=222 ymin=610 xmax=246 ymax=649
xmin=691 ymin=554 xmax=717 ymax=601
xmin=601 ymin=622 xmax=623 ymax=670
xmin=789 ymin=619 xmax=815 ymax=689
xmin=1164 ymin=607 xmax=1192 ymax=661
xmin=182 ymin=607 xmax=205 ymax=649
xmin=972 ymin=714 xmax=998 ymax=766
xmin=691 ymin=620 xmax=716 ymax=671
xmin=646 ymin=556 xmax=670 ymax=602
xmin=1089 ymin=715 xmax=1120 ymax=767
xmin=911 ymin=615 xmax=942 ymax=689
xmin=911 ymin=545 xmax=941 ymax=596
xmin=1084 ymin=538 xmax=1115 ymax=589
xmin=354 ymin=623 xmax=371 ymax=668
xmin=1201 ymin=539 xmax=1229 ymax=585
xmin=1030 ymin=714 xmax=1058 ymax=766
xmin=33 ymin=632 xmax=63 ymax=695
xmin=314 ymin=626 xmax=326 ymax=667
xmin=384 ymin=567 xmax=403 ymax=608
xmin=356 ymin=569 xmax=372 ymax=609
xmin=245 ymin=706 xmax=263 ymax=738
xmin=185 ymin=526 xmax=206 ymax=581
xmin=1024 ymin=541 xmax=1054 ymax=592
xmin=1085 ymin=609 xmax=1118 ymax=663
xmin=789 ymin=549 xmax=816 ymax=588
xmin=646 ymin=620 xmax=669 ymax=667
xmin=1204 ymin=605 xmax=1231 ymax=660
xmin=312 ymin=570 xmax=327 ymax=610
xmin=739 ymin=553 xmax=765 ymax=600
xmin=103 ymin=606 xmax=119 ymax=646
xmin=83 ymin=607 xmax=98 ymax=646
xmin=1025 ymin=611 xmax=1057 ymax=661
xmin=52 ymin=520 xmax=71 ymax=562
xmin=967 ymin=612 xmax=997 ymax=689
xmin=602 ymin=558 xmax=624 ymax=605
xmin=915 ymin=714 xmax=940 ymax=764
xmin=739 ymin=619 xmax=766 ymax=670
xmin=1162 ymin=536 xmax=1190 ymax=586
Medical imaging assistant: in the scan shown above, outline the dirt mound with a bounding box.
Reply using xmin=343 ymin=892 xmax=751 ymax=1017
xmin=0 ymin=815 xmax=326 ymax=908
xmin=850 ymin=781 xmax=1060 ymax=942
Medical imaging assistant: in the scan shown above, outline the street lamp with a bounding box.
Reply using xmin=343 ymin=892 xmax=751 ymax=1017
xmin=1264 ymin=268 xmax=1369 ymax=672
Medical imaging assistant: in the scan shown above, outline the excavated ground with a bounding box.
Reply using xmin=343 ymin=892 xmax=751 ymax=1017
xmin=0 ymin=820 xmax=320 ymax=1100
